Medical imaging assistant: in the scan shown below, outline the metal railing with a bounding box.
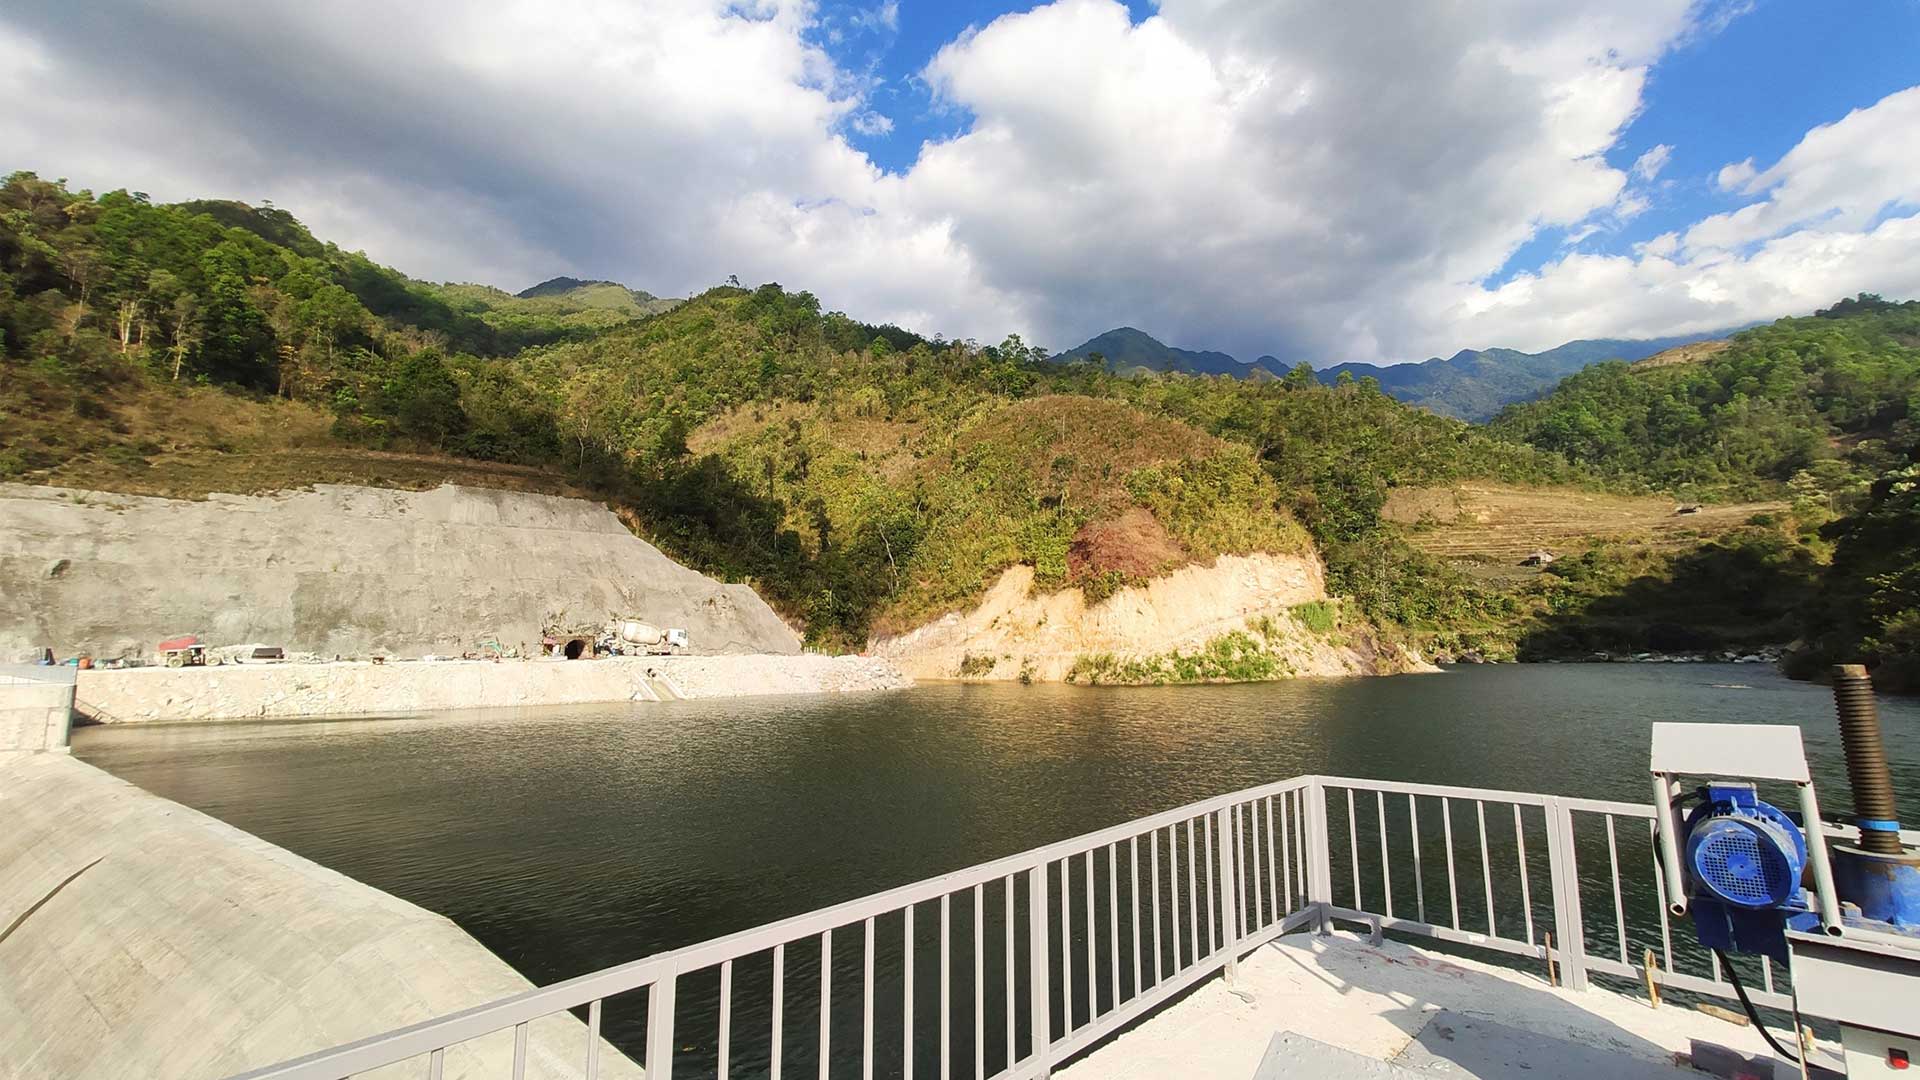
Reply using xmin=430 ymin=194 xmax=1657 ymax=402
xmin=229 ymin=774 xmax=1907 ymax=1079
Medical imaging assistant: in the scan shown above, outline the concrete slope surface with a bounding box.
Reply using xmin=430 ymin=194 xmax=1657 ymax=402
xmin=0 ymin=754 xmax=640 ymax=1080
xmin=0 ymin=482 xmax=800 ymax=660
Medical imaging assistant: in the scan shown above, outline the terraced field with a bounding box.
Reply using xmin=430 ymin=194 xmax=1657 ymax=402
xmin=1384 ymin=483 xmax=1784 ymax=569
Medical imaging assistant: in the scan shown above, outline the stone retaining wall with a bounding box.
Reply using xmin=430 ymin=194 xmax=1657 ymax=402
xmin=76 ymin=653 xmax=909 ymax=723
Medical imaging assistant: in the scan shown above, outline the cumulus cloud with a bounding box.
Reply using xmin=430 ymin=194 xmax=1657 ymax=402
xmin=1684 ymin=86 xmax=1920 ymax=252
xmin=1 ymin=0 xmax=1908 ymax=362
xmin=1449 ymin=86 xmax=1920 ymax=345
xmin=1717 ymin=158 xmax=1758 ymax=190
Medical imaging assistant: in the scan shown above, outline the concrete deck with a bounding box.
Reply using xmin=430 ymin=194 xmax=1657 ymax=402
xmin=1061 ymin=932 xmax=1813 ymax=1079
xmin=0 ymin=754 xmax=639 ymax=1080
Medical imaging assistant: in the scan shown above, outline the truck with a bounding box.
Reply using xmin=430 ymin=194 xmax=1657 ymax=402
xmin=606 ymin=621 xmax=690 ymax=656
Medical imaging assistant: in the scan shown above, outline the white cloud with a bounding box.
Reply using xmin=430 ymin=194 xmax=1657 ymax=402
xmin=852 ymin=1 xmax=900 ymax=33
xmin=1685 ymin=86 xmax=1920 ymax=253
xmin=1717 ymin=158 xmax=1757 ymax=190
xmin=1445 ymin=86 xmax=1920 ymax=346
xmin=1631 ymin=143 xmax=1672 ymax=181
xmin=4 ymin=0 xmax=1906 ymax=365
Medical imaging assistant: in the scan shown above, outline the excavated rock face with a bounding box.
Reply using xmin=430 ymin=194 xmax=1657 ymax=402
xmin=0 ymin=483 xmax=800 ymax=660
xmin=868 ymin=552 xmax=1431 ymax=684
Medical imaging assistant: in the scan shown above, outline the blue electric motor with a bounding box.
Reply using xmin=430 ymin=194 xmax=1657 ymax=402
xmin=1682 ymin=782 xmax=1820 ymax=964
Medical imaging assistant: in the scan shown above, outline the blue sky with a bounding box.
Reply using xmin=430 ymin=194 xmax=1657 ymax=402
xmin=1491 ymin=0 xmax=1920 ymax=290
xmin=820 ymin=0 xmax=1920 ymax=312
xmin=5 ymin=0 xmax=1918 ymax=363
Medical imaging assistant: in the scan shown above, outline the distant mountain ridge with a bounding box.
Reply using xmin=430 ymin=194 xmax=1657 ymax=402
xmin=1316 ymin=332 xmax=1740 ymax=421
xmin=1054 ymin=326 xmax=1742 ymax=421
xmin=513 ymin=276 xmax=678 ymax=316
xmin=1054 ymin=327 xmax=1281 ymax=380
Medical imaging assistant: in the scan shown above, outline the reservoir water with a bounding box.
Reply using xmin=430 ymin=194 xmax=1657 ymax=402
xmin=74 ymin=663 xmax=1920 ymax=1073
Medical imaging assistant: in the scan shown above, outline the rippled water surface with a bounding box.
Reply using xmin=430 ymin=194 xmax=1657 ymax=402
xmin=74 ymin=663 xmax=1920 ymax=1070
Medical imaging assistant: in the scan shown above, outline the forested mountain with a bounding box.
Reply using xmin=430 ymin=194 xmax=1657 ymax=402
xmin=0 ymin=172 xmax=1567 ymax=652
xmin=1054 ymin=326 xmax=1734 ymax=420
xmin=1492 ymin=295 xmax=1920 ymax=686
xmin=1316 ymin=332 xmax=1736 ymax=421
xmin=2 ymin=170 xmax=1913 ymax=685
xmin=1052 ymin=327 xmax=1278 ymax=379
xmin=511 ymin=276 xmax=680 ymax=315
xmin=1490 ymin=298 xmax=1920 ymax=499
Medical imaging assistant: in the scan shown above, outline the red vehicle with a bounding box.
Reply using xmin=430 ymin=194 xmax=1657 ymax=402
xmin=157 ymin=635 xmax=209 ymax=668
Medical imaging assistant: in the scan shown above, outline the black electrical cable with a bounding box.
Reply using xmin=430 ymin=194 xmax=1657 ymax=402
xmin=1713 ymin=948 xmax=1801 ymax=1067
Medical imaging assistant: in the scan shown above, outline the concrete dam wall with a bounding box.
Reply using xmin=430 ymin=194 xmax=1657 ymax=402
xmin=0 ymin=753 xmax=639 ymax=1080
xmin=0 ymin=482 xmax=801 ymax=662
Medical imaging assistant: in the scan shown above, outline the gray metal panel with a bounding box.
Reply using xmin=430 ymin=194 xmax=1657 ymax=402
xmin=1650 ymin=722 xmax=1810 ymax=782
xmin=1790 ymin=937 xmax=1920 ymax=1036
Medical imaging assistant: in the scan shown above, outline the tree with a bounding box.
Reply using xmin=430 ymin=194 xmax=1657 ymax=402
xmin=167 ymin=293 xmax=201 ymax=381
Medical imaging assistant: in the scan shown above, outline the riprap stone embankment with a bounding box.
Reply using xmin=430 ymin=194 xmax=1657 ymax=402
xmin=76 ymin=653 xmax=911 ymax=723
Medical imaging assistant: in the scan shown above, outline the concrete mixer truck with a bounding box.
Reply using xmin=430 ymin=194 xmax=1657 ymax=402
xmin=606 ymin=620 xmax=689 ymax=656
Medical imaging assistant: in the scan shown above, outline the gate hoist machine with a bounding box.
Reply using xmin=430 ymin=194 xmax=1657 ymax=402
xmin=1652 ymin=667 xmax=1919 ymax=1077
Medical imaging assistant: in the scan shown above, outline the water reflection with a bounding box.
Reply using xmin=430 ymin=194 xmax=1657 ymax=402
xmin=73 ymin=665 xmax=1918 ymax=1071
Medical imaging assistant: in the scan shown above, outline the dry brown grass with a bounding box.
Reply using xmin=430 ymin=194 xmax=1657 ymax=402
xmin=1385 ymin=482 xmax=1784 ymax=566
xmin=1632 ymin=339 xmax=1733 ymax=369
xmin=953 ymin=395 xmax=1222 ymax=518
xmin=3 ymin=373 xmax=584 ymax=500
xmin=1067 ymin=506 xmax=1186 ymax=579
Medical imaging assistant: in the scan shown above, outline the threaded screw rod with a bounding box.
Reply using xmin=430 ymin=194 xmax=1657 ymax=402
xmin=1832 ymin=664 xmax=1904 ymax=855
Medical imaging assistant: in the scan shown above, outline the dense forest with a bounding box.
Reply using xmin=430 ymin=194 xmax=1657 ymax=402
xmin=3 ymin=172 xmax=1915 ymax=685
xmin=1494 ymin=296 xmax=1920 ymax=685
xmin=1491 ymin=298 xmax=1920 ymax=500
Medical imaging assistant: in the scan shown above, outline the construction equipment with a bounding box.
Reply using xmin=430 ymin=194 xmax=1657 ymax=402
xmin=606 ymin=620 xmax=689 ymax=656
xmin=157 ymin=635 xmax=212 ymax=668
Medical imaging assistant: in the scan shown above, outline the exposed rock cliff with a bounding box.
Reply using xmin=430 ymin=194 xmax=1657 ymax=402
xmin=0 ymin=482 xmax=799 ymax=660
xmin=868 ymin=552 xmax=1429 ymax=684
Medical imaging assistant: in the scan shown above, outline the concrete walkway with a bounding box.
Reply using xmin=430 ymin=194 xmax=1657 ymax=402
xmin=0 ymin=754 xmax=639 ymax=1080
xmin=1060 ymin=932 xmax=1810 ymax=1079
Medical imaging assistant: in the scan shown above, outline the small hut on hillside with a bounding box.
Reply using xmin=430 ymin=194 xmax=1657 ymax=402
xmin=1520 ymin=549 xmax=1556 ymax=567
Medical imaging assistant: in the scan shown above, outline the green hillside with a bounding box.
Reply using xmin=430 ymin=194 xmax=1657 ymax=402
xmin=1489 ymin=295 xmax=1920 ymax=686
xmin=5 ymin=169 xmax=1913 ymax=683
xmin=0 ymin=172 xmax=1576 ymax=653
xmin=1489 ymin=297 xmax=1920 ymax=500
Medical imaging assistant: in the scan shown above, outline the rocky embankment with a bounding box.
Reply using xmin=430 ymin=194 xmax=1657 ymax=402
xmin=75 ymin=653 xmax=909 ymax=723
xmin=869 ymin=553 xmax=1429 ymax=684
xmin=0 ymin=482 xmax=800 ymax=661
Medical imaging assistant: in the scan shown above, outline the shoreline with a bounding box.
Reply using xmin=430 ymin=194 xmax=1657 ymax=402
xmin=74 ymin=653 xmax=910 ymax=723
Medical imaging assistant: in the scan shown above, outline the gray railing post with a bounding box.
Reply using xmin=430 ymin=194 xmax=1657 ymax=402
xmin=1027 ymin=864 xmax=1053 ymax=1078
xmin=1542 ymin=798 xmax=1589 ymax=991
xmin=1215 ymin=806 xmax=1240 ymax=979
xmin=1306 ymin=778 xmax=1334 ymax=933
